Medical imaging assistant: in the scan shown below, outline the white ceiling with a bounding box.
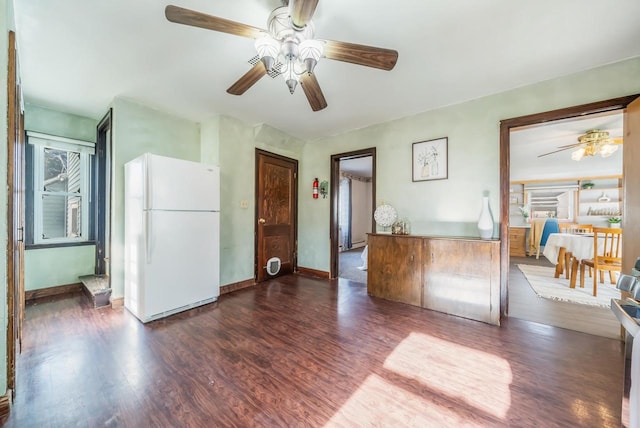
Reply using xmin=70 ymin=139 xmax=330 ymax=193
xmin=340 ymin=157 xmax=372 ymax=177
xmin=13 ymin=0 xmax=640 ymax=141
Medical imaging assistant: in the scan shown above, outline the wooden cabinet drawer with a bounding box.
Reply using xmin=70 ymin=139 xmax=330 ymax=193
xmin=509 ymin=228 xmax=527 ymax=257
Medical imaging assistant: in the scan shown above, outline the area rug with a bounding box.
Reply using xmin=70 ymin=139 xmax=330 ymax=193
xmin=517 ymin=264 xmax=620 ymax=308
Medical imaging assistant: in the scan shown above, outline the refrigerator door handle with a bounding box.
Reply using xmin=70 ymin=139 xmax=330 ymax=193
xmin=146 ymin=211 xmax=152 ymax=264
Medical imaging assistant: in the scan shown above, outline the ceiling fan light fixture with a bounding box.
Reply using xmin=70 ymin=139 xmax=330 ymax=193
xmin=303 ymin=57 xmax=317 ymax=75
xmin=599 ymin=143 xmax=618 ymax=157
xmin=255 ymin=36 xmax=280 ymax=72
xmin=281 ymin=59 xmax=304 ymax=93
xmin=280 ymin=39 xmax=299 ymax=61
xmin=299 ymin=39 xmax=324 ymax=74
xmin=571 ymin=147 xmax=585 ymax=161
xmin=578 ymin=129 xmax=609 ymax=145
xmin=570 ymin=141 xmax=619 ymax=161
xmin=262 ymin=6 xmax=324 ymax=93
xmin=286 ymin=78 xmax=298 ymax=94
xmin=164 ymin=3 xmax=397 ymax=111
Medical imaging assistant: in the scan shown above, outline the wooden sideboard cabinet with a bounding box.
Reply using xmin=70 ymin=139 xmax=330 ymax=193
xmin=367 ymin=234 xmax=501 ymax=325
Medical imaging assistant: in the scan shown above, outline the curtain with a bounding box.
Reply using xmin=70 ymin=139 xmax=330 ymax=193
xmin=339 ymin=177 xmax=352 ymax=251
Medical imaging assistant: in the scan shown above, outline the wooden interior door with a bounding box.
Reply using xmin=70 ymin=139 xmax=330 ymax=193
xmin=6 ymin=30 xmax=25 ymax=398
xmin=623 ymin=96 xmax=640 ymax=273
xmin=255 ymin=150 xmax=298 ymax=282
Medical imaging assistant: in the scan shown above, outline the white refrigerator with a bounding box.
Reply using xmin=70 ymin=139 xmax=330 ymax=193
xmin=124 ymin=153 xmax=220 ymax=323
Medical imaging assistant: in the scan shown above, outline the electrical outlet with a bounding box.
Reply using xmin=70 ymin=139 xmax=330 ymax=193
xmin=240 ymin=200 xmax=249 ymax=209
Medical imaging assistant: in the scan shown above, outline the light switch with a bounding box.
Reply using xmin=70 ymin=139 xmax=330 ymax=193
xmin=240 ymin=200 xmax=249 ymax=209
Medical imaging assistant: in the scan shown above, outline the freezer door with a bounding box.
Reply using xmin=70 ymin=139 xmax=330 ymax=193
xmin=143 ymin=210 xmax=220 ymax=318
xmin=146 ymin=154 xmax=220 ymax=211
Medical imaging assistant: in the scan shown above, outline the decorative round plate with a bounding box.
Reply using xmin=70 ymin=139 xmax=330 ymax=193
xmin=373 ymin=204 xmax=398 ymax=227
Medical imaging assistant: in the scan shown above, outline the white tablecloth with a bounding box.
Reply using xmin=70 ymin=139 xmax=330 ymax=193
xmin=542 ymin=233 xmax=595 ymax=264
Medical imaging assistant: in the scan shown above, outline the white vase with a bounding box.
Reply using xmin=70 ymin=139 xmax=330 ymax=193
xmin=610 ymin=223 xmax=621 ymax=229
xmin=477 ymin=196 xmax=494 ymax=239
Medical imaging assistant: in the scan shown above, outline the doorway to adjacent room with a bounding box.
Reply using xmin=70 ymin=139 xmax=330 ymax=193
xmin=500 ymin=94 xmax=640 ymax=337
xmin=330 ymin=148 xmax=376 ymax=281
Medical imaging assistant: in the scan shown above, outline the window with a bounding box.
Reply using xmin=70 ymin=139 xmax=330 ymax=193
xmin=27 ymin=132 xmax=94 ymax=245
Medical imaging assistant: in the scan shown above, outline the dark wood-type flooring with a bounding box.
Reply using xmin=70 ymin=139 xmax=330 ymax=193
xmin=509 ymin=256 xmax=621 ymax=338
xmin=2 ymin=275 xmax=624 ymax=427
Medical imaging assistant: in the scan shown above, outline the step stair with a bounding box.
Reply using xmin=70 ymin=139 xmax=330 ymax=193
xmin=78 ymin=274 xmax=111 ymax=308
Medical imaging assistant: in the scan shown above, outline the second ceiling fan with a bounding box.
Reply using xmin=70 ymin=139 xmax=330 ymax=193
xmin=538 ymin=129 xmax=623 ymax=161
xmin=165 ymin=0 xmax=398 ymax=112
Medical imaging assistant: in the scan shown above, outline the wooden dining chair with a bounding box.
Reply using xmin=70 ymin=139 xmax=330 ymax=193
xmin=574 ymin=224 xmax=594 ymax=234
xmin=579 ymin=227 xmax=622 ymax=296
xmin=558 ymin=223 xmax=593 ymax=234
xmin=558 ymin=223 xmax=575 ymax=233
xmin=575 ymin=224 xmax=594 ymax=277
xmin=559 ymin=224 xmax=594 ymax=279
xmin=555 ymin=223 xmax=575 ymax=279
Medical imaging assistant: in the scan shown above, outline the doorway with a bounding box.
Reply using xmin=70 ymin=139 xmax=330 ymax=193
xmin=254 ymin=149 xmax=298 ymax=282
xmin=499 ymin=94 xmax=640 ymax=335
xmin=508 ymin=110 xmax=624 ymax=337
xmin=330 ymin=148 xmax=376 ymax=280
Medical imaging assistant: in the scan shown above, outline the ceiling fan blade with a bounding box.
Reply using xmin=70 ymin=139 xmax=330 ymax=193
xmin=289 ymin=0 xmax=319 ymax=29
xmin=300 ymin=73 xmax=327 ymax=111
xmin=537 ymin=147 xmax=576 ymax=158
xmin=323 ymin=40 xmax=398 ymax=71
xmin=165 ymin=5 xmax=264 ymax=39
xmin=555 ymin=142 xmax=584 ymax=149
xmin=227 ymin=62 xmax=267 ymax=95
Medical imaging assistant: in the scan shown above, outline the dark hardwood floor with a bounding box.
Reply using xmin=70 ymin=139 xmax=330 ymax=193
xmin=3 ymin=275 xmax=624 ymax=427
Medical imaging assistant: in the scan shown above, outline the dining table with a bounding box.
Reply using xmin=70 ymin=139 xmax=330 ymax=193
xmin=542 ymin=232 xmax=596 ymax=288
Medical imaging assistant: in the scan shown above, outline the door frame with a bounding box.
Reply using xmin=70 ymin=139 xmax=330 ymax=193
xmin=329 ymin=147 xmax=376 ymax=279
xmin=94 ymin=109 xmax=112 ymax=277
xmin=254 ymin=149 xmax=299 ymax=282
xmin=499 ymin=94 xmax=640 ymax=318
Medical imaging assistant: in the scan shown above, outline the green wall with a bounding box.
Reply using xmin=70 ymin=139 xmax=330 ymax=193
xmin=24 ymin=103 xmax=98 ymax=141
xmin=297 ymin=57 xmax=640 ymax=272
xmin=25 ymin=247 xmax=95 ymax=290
xmin=23 ymin=104 xmax=99 ymax=290
xmin=200 ymin=117 xmax=304 ymax=286
xmin=110 ymin=97 xmax=201 ymax=299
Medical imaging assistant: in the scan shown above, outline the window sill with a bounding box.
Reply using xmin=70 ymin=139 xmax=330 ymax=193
xmin=26 ymin=241 xmax=96 ymax=250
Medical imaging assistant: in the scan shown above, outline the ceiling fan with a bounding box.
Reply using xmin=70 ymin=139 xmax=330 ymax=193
xmin=537 ymin=129 xmax=623 ymax=161
xmin=165 ymin=1 xmax=398 ymax=112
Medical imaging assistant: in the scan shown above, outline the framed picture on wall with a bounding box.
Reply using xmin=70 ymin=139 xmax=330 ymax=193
xmin=412 ymin=137 xmax=448 ymax=181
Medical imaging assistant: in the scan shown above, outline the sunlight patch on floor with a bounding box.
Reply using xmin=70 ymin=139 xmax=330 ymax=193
xmin=571 ymin=398 xmax=618 ymax=427
xmin=383 ymin=332 xmax=512 ymax=419
xmin=325 ymin=373 xmax=477 ymax=427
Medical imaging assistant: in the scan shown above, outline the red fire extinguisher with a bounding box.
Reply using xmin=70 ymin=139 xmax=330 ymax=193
xmin=313 ymin=178 xmax=319 ymax=199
